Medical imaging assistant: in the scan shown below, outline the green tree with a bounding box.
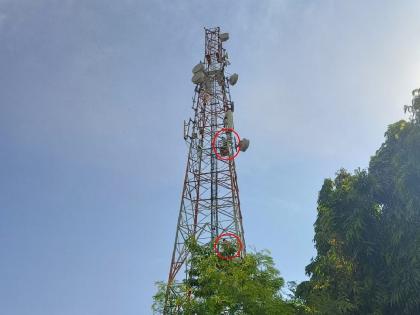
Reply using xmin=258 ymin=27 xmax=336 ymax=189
xmin=153 ymin=239 xmax=300 ymax=314
xmin=296 ymin=169 xmax=380 ymax=314
xmin=297 ymin=100 xmax=420 ymax=314
xmin=369 ymin=118 xmax=420 ymax=314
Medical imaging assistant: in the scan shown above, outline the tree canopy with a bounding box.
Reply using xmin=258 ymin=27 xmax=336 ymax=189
xmin=153 ymin=239 xmax=300 ymax=314
xmin=297 ymin=106 xmax=420 ymax=314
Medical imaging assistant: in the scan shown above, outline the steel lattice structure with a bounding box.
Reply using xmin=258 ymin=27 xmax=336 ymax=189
xmin=164 ymin=27 xmax=246 ymax=314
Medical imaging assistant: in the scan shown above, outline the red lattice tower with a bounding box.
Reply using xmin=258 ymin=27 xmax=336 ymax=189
xmin=164 ymin=27 xmax=249 ymax=314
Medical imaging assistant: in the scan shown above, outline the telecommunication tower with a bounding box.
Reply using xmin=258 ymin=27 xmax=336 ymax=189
xmin=164 ymin=27 xmax=249 ymax=313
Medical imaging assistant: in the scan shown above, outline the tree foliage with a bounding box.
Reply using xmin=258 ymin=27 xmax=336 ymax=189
xmin=153 ymin=239 xmax=300 ymax=314
xmin=297 ymin=109 xmax=420 ymax=314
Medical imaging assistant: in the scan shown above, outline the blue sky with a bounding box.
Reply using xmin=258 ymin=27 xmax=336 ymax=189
xmin=1 ymin=1 xmax=420 ymax=314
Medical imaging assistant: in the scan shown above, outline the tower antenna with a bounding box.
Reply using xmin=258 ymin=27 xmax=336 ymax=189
xmin=163 ymin=27 xmax=249 ymax=314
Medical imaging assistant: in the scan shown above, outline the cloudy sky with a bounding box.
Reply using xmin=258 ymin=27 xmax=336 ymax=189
xmin=1 ymin=1 xmax=420 ymax=314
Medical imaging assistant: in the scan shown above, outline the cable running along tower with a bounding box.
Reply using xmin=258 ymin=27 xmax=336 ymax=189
xmin=164 ymin=27 xmax=249 ymax=313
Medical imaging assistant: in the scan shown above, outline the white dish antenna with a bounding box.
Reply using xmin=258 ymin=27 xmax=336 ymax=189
xmin=229 ymin=73 xmax=238 ymax=85
xmin=192 ymin=71 xmax=206 ymax=84
xmin=238 ymin=138 xmax=250 ymax=152
xmin=219 ymin=33 xmax=229 ymax=42
xmin=192 ymin=63 xmax=205 ymax=73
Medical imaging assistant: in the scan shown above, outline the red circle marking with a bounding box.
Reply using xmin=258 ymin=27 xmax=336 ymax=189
xmin=211 ymin=128 xmax=241 ymax=161
xmin=213 ymin=232 xmax=243 ymax=260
